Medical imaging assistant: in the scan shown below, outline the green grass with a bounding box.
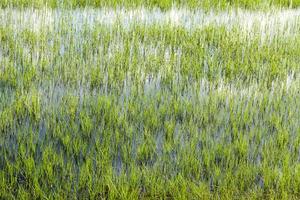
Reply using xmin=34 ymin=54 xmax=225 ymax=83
xmin=1 ymin=0 xmax=300 ymax=9
xmin=0 ymin=7 xmax=300 ymax=199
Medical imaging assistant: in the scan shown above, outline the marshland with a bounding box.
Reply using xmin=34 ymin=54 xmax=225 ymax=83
xmin=0 ymin=1 xmax=300 ymax=199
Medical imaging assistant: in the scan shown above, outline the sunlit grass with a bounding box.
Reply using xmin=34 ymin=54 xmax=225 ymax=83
xmin=0 ymin=6 xmax=300 ymax=199
xmin=1 ymin=0 xmax=300 ymax=9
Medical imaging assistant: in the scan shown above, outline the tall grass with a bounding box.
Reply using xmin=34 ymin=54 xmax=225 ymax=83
xmin=1 ymin=0 xmax=300 ymax=9
xmin=0 ymin=7 xmax=300 ymax=199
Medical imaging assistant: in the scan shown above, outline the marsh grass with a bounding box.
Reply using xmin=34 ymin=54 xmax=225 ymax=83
xmin=1 ymin=0 xmax=300 ymax=10
xmin=0 ymin=6 xmax=300 ymax=199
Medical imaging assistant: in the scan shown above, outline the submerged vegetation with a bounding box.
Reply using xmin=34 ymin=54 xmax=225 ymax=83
xmin=0 ymin=3 xmax=300 ymax=200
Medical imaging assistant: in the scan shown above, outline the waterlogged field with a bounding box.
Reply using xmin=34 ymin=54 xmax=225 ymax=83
xmin=0 ymin=5 xmax=300 ymax=199
xmin=2 ymin=0 xmax=300 ymax=9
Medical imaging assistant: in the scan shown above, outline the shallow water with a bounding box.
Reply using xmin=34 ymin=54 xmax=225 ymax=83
xmin=1 ymin=8 xmax=300 ymax=40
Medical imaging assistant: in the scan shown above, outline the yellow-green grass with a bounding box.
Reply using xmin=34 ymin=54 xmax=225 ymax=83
xmin=1 ymin=0 xmax=300 ymax=9
xmin=0 ymin=8 xmax=300 ymax=199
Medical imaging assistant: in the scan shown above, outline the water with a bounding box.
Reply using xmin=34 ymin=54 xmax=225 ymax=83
xmin=1 ymin=8 xmax=300 ymax=41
